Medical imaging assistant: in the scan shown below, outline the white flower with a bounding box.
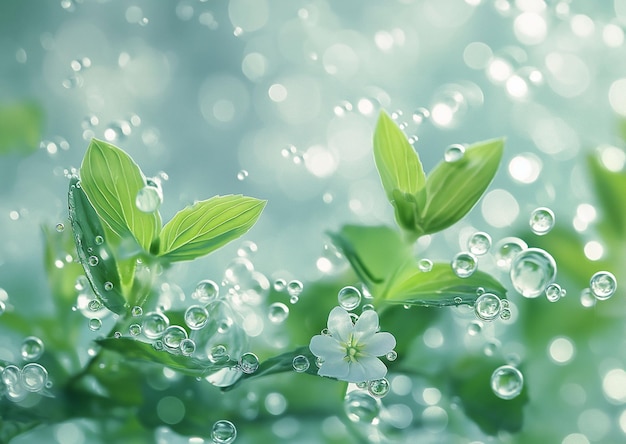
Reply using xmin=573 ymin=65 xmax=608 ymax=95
xmin=309 ymin=306 xmax=396 ymax=383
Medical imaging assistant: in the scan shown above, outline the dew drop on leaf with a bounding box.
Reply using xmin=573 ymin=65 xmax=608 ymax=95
xmin=211 ymin=420 xmax=237 ymax=444
xmin=418 ymin=258 xmax=433 ymax=272
xmin=135 ymin=185 xmax=162 ymax=213
xmin=292 ymin=355 xmax=310 ymax=372
xmin=444 ymin=144 xmax=466 ymax=162
xmin=129 ymin=324 xmax=141 ymax=336
xmin=474 ymin=293 xmax=501 ymax=321
xmin=239 ymin=352 xmax=259 ymax=374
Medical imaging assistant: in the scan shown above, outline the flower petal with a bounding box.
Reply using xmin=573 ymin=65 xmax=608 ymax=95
xmin=309 ymin=335 xmax=345 ymax=360
xmin=359 ymin=355 xmax=388 ymax=381
xmin=353 ymin=309 xmax=379 ymax=342
xmin=318 ymin=357 xmax=350 ymax=380
xmin=362 ymin=332 xmax=396 ymax=357
xmin=327 ymin=306 xmax=353 ymax=343
xmin=345 ymin=361 xmax=368 ymax=383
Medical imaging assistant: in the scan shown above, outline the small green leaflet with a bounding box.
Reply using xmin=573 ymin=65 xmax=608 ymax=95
xmin=68 ymin=176 xmax=127 ymax=314
xmin=158 ymin=195 xmax=266 ymax=262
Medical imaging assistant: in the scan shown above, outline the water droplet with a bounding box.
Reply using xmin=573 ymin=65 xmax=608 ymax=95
xmin=474 ymin=293 xmax=502 ymax=321
xmin=362 ymin=303 xmax=375 ymax=312
xmin=236 ymin=169 xmax=249 ymax=181
xmin=21 ymin=336 xmax=44 ymax=361
xmin=529 ymin=207 xmax=555 ymax=235
xmin=454 ymin=296 xmax=463 ymax=305
xmin=211 ymin=420 xmax=237 ymax=444
xmin=273 ymin=279 xmax=286 ymax=291
xmin=192 ymin=279 xmax=219 ymax=303
xmin=289 ymin=295 xmax=299 ymax=304
xmin=451 ymin=252 xmax=478 ymax=278
xmin=467 ymin=320 xmax=483 ymax=336
xmin=491 ymin=365 xmax=524 ymax=400
xmin=287 ymin=280 xmax=303 ymax=297
xmin=500 ymin=308 xmax=512 ymax=320
xmin=94 ymin=235 xmax=104 ymax=245
xmin=21 ymin=363 xmax=48 ymax=392
xmin=142 ymin=312 xmax=170 ymax=339
xmin=468 ymin=232 xmax=492 ymax=256
xmin=162 ymin=326 xmax=188 ymax=351
xmin=412 ymin=107 xmax=430 ymax=124
xmin=386 ymin=350 xmax=397 ymax=361
xmin=88 ymin=255 xmax=99 ymax=266
xmin=180 ymin=338 xmax=196 ymax=356
xmin=545 ymin=283 xmax=562 ymax=302
xmin=131 ymin=306 xmax=143 ymax=317
xmin=510 ymin=248 xmax=557 ymax=298
xmin=444 ymin=144 xmax=466 ymax=163
xmin=590 ymin=271 xmax=617 ymax=300
xmin=55 ymin=223 xmax=65 ymax=232
xmin=344 ymin=391 xmax=380 ymax=423
xmin=135 ymin=185 xmax=162 ymax=213
xmin=208 ymin=345 xmax=229 ymax=364
xmin=292 ymin=355 xmax=310 ymax=372
xmin=338 ymin=286 xmax=361 ymax=311
xmin=88 ymin=299 xmax=102 ymax=311
xmin=418 ymin=258 xmax=433 ymax=272
xmin=104 ymin=281 xmax=113 ymax=291
xmin=237 ymin=240 xmax=258 ymax=257
xmin=184 ymin=305 xmax=209 ymax=330
xmin=368 ymin=378 xmax=390 ymax=398
xmin=239 ymin=352 xmax=259 ymax=374
xmin=2 ymin=365 xmax=20 ymax=387
xmin=224 ymin=258 xmax=254 ymax=284
xmin=268 ymin=302 xmax=289 ymax=323
xmin=129 ymin=323 xmax=141 ymax=336
xmin=494 ymin=237 xmax=528 ymax=271
xmin=114 ymin=331 xmax=122 ymax=338
xmin=88 ymin=318 xmax=102 ymax=331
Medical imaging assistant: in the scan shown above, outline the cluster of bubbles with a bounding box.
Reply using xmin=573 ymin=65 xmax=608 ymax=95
xmin=280 ymin=144 xmax=305 ymax=165
xmin=81 ymin=113 xmax=142 ymax=142
xmin=39 ymin=136 xmax=70 ymax=156
xmin=62 ymin=57 xmax=91 ymax=89
xmin=273 ymin=278 xmax=303 ymax=304
xmin=1 ymin=336 xmax=50 ymax=403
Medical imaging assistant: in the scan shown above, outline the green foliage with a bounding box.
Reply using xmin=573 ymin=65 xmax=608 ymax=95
xmin=587 ymin=152 xmax=626 ymax=239
xmin=0 ymin=101 xmax=43 ymax=155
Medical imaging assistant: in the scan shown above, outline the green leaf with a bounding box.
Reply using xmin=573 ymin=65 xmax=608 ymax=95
xmin=587 ymin=152 xmax=626 ymax=238
xmin=97 ymin=337 xmax=238 ymax=378
xmin=68 ymin=176 xmax=127 ymax=314
xmin=0 ymin=101 xmax=43 ymax=155
xmin=419 ymin=138 xmax=503 ymax=235
xmin=373 ymin=110 xmax=426 ymax=201
xmin=158 ymin=195 xmax=266 ymax=262
xmin=385 ymin=262 xmax=507 ymax=307
xmin=80 ymin=139 xmax=161 ymax=252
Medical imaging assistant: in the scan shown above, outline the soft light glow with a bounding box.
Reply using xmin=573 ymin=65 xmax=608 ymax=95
xmin=570 ymin=14 xmax=595 ymax=38
xmin=603 ymin=23 xmax=624 ymax=47
xmin=482 ymin=189 xmax=520 ymax=227
xmin=487 ymin=57 xmax=513 ymax=83
xmin=548 ymin=337 xmax=575 ymax=364
xmin=598 ymin=145 xmax=626 ymax=171
xmin=430 ymin=103 xmax=454 ymax=127
xmin=508 ymin=152 xmax=542 ymax=183
xmin=506 ymin=75 xmax=529 ymax=98
xmin=514 ymin=12 xmax=547 ymax=45
xmin=268 ymin=83 xmax=288 ymax=102
xmin=584 ymin=241 xmax=604 ymax=261
xmin=609 ymin=79 xmax=626 ymax=117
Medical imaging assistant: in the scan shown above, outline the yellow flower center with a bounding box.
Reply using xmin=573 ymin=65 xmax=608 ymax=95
xmin=344 ymin=335 xmax=362 ymax=363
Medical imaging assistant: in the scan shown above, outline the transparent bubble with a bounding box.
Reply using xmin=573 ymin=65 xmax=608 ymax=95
xmin=368 ymin=378 xmax=390 ymax=398
xmin=451 ymin=252 xmax=478 ymax=278
xmin=287 ymin=280 xmax=303 ymax=297
xmin=454 ymin=296 xmax=463 ymax=305
xmin=500 ymin=308 xmax=511 ymax=320
xmin=88 ymin=318 xmax=102 ymax=331
xmin=412 ymin=107 xmax=430 ymax=124
xmin=529 ymin=207 xmax=555 ymax=236
xmin=344 ymin=390 xmax=380 ymax=423
xmin=114 ymin=331 xmax=122 ymax=338
xmin=338 ymin=286 xmax=361 ymax=311
xmin=129 ymin=324 xmax=141 ymax=336
xmin=142 ymin=312 xmax=170 ymax=339
xmin=21 ymin=336 xmax=44 ymax=361
xmin=468 ymin=232 xmax=492 ymax=256
xmin=104 ymin=282 xmax=113 ymax=291
xmin=474 ymin=293 xmax=501 ymax=321
xmin=224 ymin=258 xmax=254 ymax=285
xmin=180 ymin=338 xmax=196 ymax=356
xmin=88 ymin=299 xmax=102 ymax=311
xmin=580 ymin=288 xmax=596 ymax=308
xmin=273 ymin=279 xmax=286 ymax=291
xmin=510 ymin=248 xmax=557 ymax=298
xmin=2 ymin=365 xmax=21 ymax=386
xmin=162 ymin=326 xmax=188 ymax=351
xmin=88 ymin=255 xmax=99 ymax=266
xmin=192 ymin=280 xmax=219 ymax=303
xmin=292 ymin=355 xmax=310 ymax=372
xmin=208 ymin=345 xmax=230 ymax=364
xmin=268 ymin=302 xmax=289 ymax=323
xmin=211 ymin=420 xmax=237 ymax=444
xmin=444 ymin=144 xmax=466 ymax=163
xmin=418 ymin=258 xmax=433 ymax=272
xmin=494 ymin=237 xmax=528 ymax=271
xmin=491 ymin=365 xmax=524 ymax=400
xmin=590 ymin=271 xmax=617 ymax=300
xmin=104 ymin=120 xmax=132 ymax=141
xmin=131 ymin=306 xmax=143 ymax=317
xmin=467 ymin=320 xmax=483 ymax=336
xmin=386 ymin=350 xmax=397 ymax=361
xmin=237 ymin=241 xmax=258 ymax=257
xmin=55 ymin=223 xmax=65 ymax=232
xmin=362 ymin=304 xmax=375 ymax=312
xmin=236 ymin=169 xmax=249 ymax=181
xmin=239 ymin=352 xmax=259 ymax=374
xmin=545 ymin=283 xmax=562 ymax=302
xmin=20 ymin=363 xmax=48 ymax=392
xmin=135 ymin=186 xmax=162 ymax=213
xmin=94 ymin=235 xmax=104 ymax=245
xmin=185 ymin=305 xmax=209 ymax=330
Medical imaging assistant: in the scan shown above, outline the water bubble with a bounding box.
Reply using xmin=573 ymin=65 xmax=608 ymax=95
xmin=208 ymin=345 xmax=229 ymax=364
xmin=2 ymin=365 xmax=21 ymax=386
xmin=268 ymin=302 xmax=289 ymax=323
xmin=273 ymin=279 xmax=286 ymax=291
xmin=239 ymin=352 xmax=259 ymax=374
xmin=192 ymin=280 xmax=219 ymax=303
xmin=114 ymin=331 xmax=122 ymax=338
xmin=474 ymin=293 xmax=502 ymax=321
xmin=494 ymin=237 xmax=528 ymax=271
xmin=88 ymin=318 xmax=102 ymax=331
xmin=237 ymin=241 xmax=258 ymax=257
xmin=467 ymin=320 xmax=483 ymax=336
xmin=129 ymin=324 xmax=141 ymax=336
xmin=142 ymin=312 xmax=170 ymax=339
xmin=529 ymin=207 xmax=555 ymax=235
xmin=500 ymin=308 xmax=512 ymax=320
xmin=444 ymin=144 xmax=466 ymax=163
xmin=510 ymin=248 xmax=557 ymax=298
xmin=180 ymin=338 xmax=196 ymax=356
xmin=55 ymin=223 xmax=65 ymax=232
xmin=451 ymin=252 xmax=478 ymax=278
xmin=224 ymin=258 xmax=254 ymax=284
xmin=21 ymin=363 xmax=48 ymax=392
xmin=104 ymin=282 xmax=113 ymax=291
xmin=135 ymin=186 xmax=162 ymax=213
xmin=362 ymin=303 xmax=375 ymax=312
xmin=344 ymin=391 xmax=380 ymax=423
xmin=131 ymin=306 xmax=143 ymax=317
xmin=88 ymin=299 xmax=102 ymax=311
xmin=88 ymin=255 xmax=99 ymax=266
xmin=292 ymin=355 xmax=310 ymax=372
xmin=590 ymin=271 xmax=617 ymax=300
xmin=468 ymin=232 xmax=492 ymax=256
xmin=104 ymin=120 xmax=132 ymax=141
xmin=418 ymin=258 xmax=433 ymax=272
xmin=412 ymin=107 xmax=430 ymax=124
xmin=338 ymin=286 xmax=361 ymax=311
xmin=21 ymin=336 xmax=44 ymax=361
xmin=545 ymin=283 xmax=562 ymax=302
xmin=162 ymin=326 xmax=188 ymax=351
xmin=580 ymin=288 xmax=596 ymax=308
xmin=211 ymin=420 xmax=237 ymax=444
xmin=236 ymin=169 xmax=249 ymax=181
xmin=491 ymin=365 xmax=524 ymax=400
xmin=368 ymin=378 xmax=390 ymax=397
xmin=386 ymin=350 xmax=397 ymax=361
xmin=484 ymin=339 xmax=500 ymax=356
xmin=185 ymin=305 xmax=209 ymax=330
xmin=94 ymin=235 xmax=104 ymax=245
xmin=287 ymin=280 xmax=303 ymax=298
